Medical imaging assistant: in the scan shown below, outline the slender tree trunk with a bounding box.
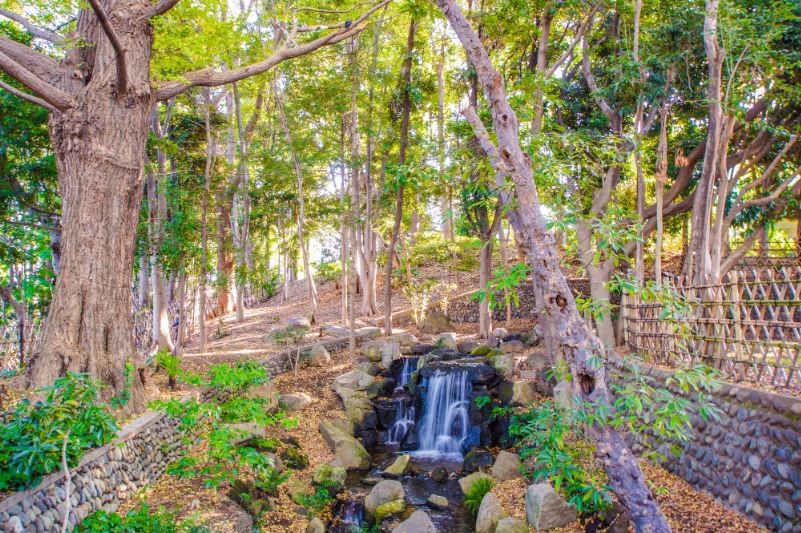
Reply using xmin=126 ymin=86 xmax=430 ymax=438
xmin=384 ymin=18 xmax=417 ymax=336
xmin=199 ymin=89 xmax=216 ymax=354
xmin=174 ymin=254 xmax=186 ymax=358
xmin=150 ymin=119 xmax=174 ymax=353
xmin=478 ymin=240 xmax=494 ymax=337
xmin=138 ymin=255 xmax=149 ymax=308
xmin=442 ymin=1 xmax=672 ymax=527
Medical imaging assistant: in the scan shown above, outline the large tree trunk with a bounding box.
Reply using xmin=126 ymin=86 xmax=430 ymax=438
xmin=28 ymin=10 xmax=153 ymax=411
xmin=442 ymin=1 xmax=671 ymax=529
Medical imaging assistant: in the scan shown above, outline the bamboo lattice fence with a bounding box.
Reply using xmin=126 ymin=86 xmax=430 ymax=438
xmin=623 ymin=261 xmax=801 ymax=389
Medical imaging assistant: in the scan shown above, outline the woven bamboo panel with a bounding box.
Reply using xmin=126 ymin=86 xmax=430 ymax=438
xmin=0 ymin=324 xmax=42 ymax=371
xmin=623 ymin=264 xmax=801 ymax=389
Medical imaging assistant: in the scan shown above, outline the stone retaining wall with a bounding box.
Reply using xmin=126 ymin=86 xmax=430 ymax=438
xmin=0 ymin=400 xmax=195 ymax=533
xmin=606 ymin=356 xmax=801 ymax=533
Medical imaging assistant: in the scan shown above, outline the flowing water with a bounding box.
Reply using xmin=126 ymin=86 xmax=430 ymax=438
xmin=416 ymin=369 xmax=471 ymax=459
xmin=396 ymin=356 xmax=419 ymax=389
xmin=386 ymin=396 xmax=415 ymax=444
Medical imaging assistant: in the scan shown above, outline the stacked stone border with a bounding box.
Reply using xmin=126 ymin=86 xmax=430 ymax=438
xmin=606 ymin=355 xmax=801 ymax=533
xmin=0 ymin=395 xmax=195 ymax=533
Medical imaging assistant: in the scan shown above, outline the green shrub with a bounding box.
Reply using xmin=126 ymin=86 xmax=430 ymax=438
xmin=257 ymin=466 xmax=290 ymax=495
xmin=77 ymin=503 xmax=212 ymax=532
xmin=462 ymin=477 xmax=496 ymax=516
xmin=0 ymin=372 xmax=119 ymax=491
xmin=299 ymin=484 xmax=335 ymax=517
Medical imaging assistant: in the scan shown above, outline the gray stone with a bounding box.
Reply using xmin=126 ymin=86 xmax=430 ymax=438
xmin=391 ymin=510 xmax=437 ymax=533
xmin=280 ymin=393 xmax=312 ymax=411
xmin=323 ymin=324 xmax=350 ymax=336
xmin=524 ymin=352 xmax=549 ymax=371
xmin=418 ymin=312 xmax=455 ymax=334
xmin=382 ymin=342 xmax=402 ymax=368
xmin=495 ymin=518 xmax=529 ymax=533
xmin=525 ymin=483 xmax=578 ymax=531
xmin=430 ymin=467 xmax=448 ymax=482
xmin=778 ymin=499 xmax=795 ymax=518
xmin=458 ymin=472 xmax=494 ymax=494
xmin=553 ymin=380 xmax=575 ymax=410
xmin=364 ymin=480 xmax=405 ymax=523
xmin=289 ymin=317 xmax=311 ymax=329
xmin=233 ymin=513 xmax=253 ymax=533
xmin=383 ymin=454 xmax=411 ymax=478
xmin=264 ymin=452 xmax=284 ymax=474
xmin=357 ymin=362 xmax=382 ymax=377
xmin=287 ymin=479 xmax=308 ymax=504
xmin=493 ymin=327 xmax=509 ymax=339
xmin=476 ymin=493 xmax=507 ymax=533
xmin=309 ymin=344 xmax=331 ymax=367
xmin=435 ymin=333 xmax=458 ymax=351
xmin=332 ymin=370 xmax=374 ymax=392
xmin=306 ymin=517 xmax=326 ymax=533
xmin=7 ymin=516 xmax=24 ymax=533
xmin=318 ymin=422 xmax=372 ymax=471
xmin=457 ymin=339 xmax=480 ymax=354
xmin=357 ymin=327 xmax=382 ymax=339
xmin=499 ymin=340 xmax=526 ymax=354
xmin=391 ymin=333 xmax=419 ymax=347
xmin=426 ymin=494 xmax=449 ymax=510
xmin=313 ymin=465 xmax=347 ymax=496
xmin=223 ymin=422 xmax=263 ymax=445
xmin=344 ymin=395 xmax=377 ymax=428
xmin=498 ymin=381 xmax=538 ymax=408
xmin=362 ymin=341 xmax=385 ymax=362
xmin=487 ymin=353 xmax=514 ymax=379
xmin=492 ymin=451 xmax=522 ymax=481
xmin=375 ymin=499 xmax=407 ymax=523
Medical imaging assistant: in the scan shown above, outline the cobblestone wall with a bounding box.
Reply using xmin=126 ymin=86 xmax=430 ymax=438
xmin=0 ymin=402 xmax=195 ymax=533
xmin=607 ymin=356 xmax=801 ymax=532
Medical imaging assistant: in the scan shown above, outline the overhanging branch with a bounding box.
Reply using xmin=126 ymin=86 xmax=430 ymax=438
xmin=0 ymin=79 xmax=58 ymax=113
xmin=140 ymin=0 xmax=182 ymax=20
xmin=87 ymin=0 xmax=128 ymax=95
xmin=0 ymin=51 xmax=71 ymax=110
xmin=0 ymin=9 xmax=64 ymax=44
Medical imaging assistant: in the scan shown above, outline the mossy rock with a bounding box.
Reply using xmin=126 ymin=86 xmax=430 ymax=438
xmin=312 ymin=464 xmax=347 ymax=496
xmin=471 ymin=345 xmax=493 ymax=357
xmin=282 ymin=446 xmax=310 ymax=469
xmin=375 ymin=498 xmax=407 ymax=523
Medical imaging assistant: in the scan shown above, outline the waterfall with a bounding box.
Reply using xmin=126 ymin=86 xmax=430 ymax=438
xmin=416 ymin=370 xmax=470 ymax=457
xmin=386 ymin=397 xmax=415 ymax=444
xmin=396 ymin=356 xmax=419 ymax=390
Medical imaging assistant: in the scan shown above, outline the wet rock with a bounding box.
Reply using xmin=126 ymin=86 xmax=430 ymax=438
xmin=362 ymin=341 xmax=385 ymax=362
xmin=458 ymin=472 xmax=495 ymax=494
xmin=333 ymin=370 xmax=374 ymax=392
xmin=470 ymin=390 xmax=493 ymax=425
xmin=366 ymin=381 xmax=387 ymax=400
xmin=382 ymin=343 xmax=402 ymax=368
xmin=282 ymin=447 xmax=310 ymax=469
xmin=307 ymin=517 xmax=326 ymax=533
xmin=373 ymin=398 xmax=403 ymax=429
xmin=476 ymin=493 xmax=507 ymax=533
xmin=430 ymin=467 xmax=448 ymax=482
xmin=525 ymin=483 xmax=578 ymax=531
xmin=383 ymin=454 xmax=411 ymax=478
xmin=492 ymin=451 xmax=522 ymax=481
xmin=360 ymin=428 xmax=378 ymax=449
xmin=319 ymin=422 xmax=372 ymax=471
xmin=426 ymin=494 xmax=449 ymax=510
xmin=486 ymin=354 xmax=515 ymax=380
xmin=391 ymin=333 xmax=419 ymax=346
xmin=412 ymin=344 xmax=437 ymax=355
xmin=376 ymin=499 xmax=407 ymax=523
xmin=400 ymin=424 xmax=420 ymax=451
xmin=280 ymin=393 xmax=312 ymax=411
xmin=313 ymin=465 xmax=347 ymax=496
xmin=289 ymin=317 xmax=311 ymax=329
xmin=364 ymin=480 xmax=405 ymax=523
xmin=419 ymin=361 xmax=497 ymax=386
xmin=310 ymin=344 xmax=331 ymax=366
xmin=495 ymin=518 xmax=529 ymax=533
xmin=464 ymin=450 xmax=494 ymax=473
xmin=553 ymin=380 xmax=575 ymax=410
xmin=391 ymin=510 xmax=437 ymax=533
xmin=287 ymin=479 xmax=308 ymax=504
xmin=418 ymin=312 xmax=455 ymax=334
xmin=499 ymin=340 xmax=526 ymax=354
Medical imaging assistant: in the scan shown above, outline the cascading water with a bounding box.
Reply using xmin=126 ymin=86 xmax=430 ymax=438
xmin=386 ymin=397 xmax=415 ymax=444
xmin=416 ymin=370 xmax=470 ymax=457
xmin=396 ymin=356 xmax=419 ymax=389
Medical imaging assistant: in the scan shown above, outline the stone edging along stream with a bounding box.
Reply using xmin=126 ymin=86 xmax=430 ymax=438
xmin=0 ymin=333 xmax=372 ymax=533
xmin=606 ymin=355 xmax=801 ymax=533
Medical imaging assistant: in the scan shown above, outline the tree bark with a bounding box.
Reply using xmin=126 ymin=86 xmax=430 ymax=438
xmin=138 ymin=255 xmax=149 ymax=308
xmin=383 ymin=18 xmax=416 ymax=336
xmin=440 ymin=0 xmax=670 ymax=529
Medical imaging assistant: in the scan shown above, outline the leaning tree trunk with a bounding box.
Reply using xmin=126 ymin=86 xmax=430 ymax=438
xmin=28 ymin=9 xmax=153 ymax=413
xmin=439 ymin=0 xmax=671 ymax=529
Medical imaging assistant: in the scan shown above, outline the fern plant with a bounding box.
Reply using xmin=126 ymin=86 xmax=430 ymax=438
xmin=462 ymin=477 xmax=496 ymax=516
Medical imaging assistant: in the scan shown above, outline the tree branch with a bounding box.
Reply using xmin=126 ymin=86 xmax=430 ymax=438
xmin=140 ymin=0 xmax=182 ymax=20
xmin=154 ymin=0 xmax=393 ymax=101
xmin=0 ymin=51 xmax=71 ymax=110
xmin=0 ymin=9 xmax=64 ymax=44
xmin=0 ymin=36 xmax=60 ymax=80
xmin=581 ymin=38 xmax=617 ymax=123
xmin=0 ymin=79 xmax=58 ymax=113
xmin=87 ymin=0 xmax=128 ymax=95
xmin=1 ymin=219 xmax=61 ymax=231
xmin=546 ymin=2 xmax=602 ymax=77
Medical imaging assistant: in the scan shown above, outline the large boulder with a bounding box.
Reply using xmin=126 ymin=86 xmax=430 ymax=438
xmin=309 ymin=344 xmax=331 ymax=367
xmin=391 ymin=332 xmax=419 ymax=346
xmin=457 ymin=339 xmax=480 ymax=354
xmin=525 ymin=483 xmax=578 ymax=531
xmin=476 ymin=493 xmax=507 ymax=533
xmin=279 ymin=393 xmax=312 ymax=411
xmin=535 ymin=368 xmax=557 ymax=396
xmin=521 ymin=325 xmax=544 ymax=346
xmin=382 ymin=454 xmax=411 ymax=478
xmin=463 ymin=450 xmax=493 ymax=473
xmin=458 ymin=472 xmax=494 ymax=494
xmin=499 ymin=340 xmax=526 ymax=354
xmin=553 ymin=380 xmax=575 ymax=410
xmin=344 ymin=395 xmax=377 ymax=429
xmin=362 ymin=341 xmax=385 ymax=362
xmin=330 ymin=419 xmax=360 ymax=437
xmin=364 ymin=480 xmax=405 ymax=523
xmin=524 ymin=351 xmax=549 ymax=371
xmin=323 ymin=324 xmax=350 ymax=336
xmin=382 ymin=342 xmax=402 ymax=368
xmin=358 ymin=326 xmax=382 ymax=338
xmin=247 ymin=382 xmax=279 ymax=414
xmin=492 ymin=327 xmax=508 ymax=339
xmin=418 ymin=311 xmax=454 ymax=334
xmin=289 ymin=317 xmax=311 ymax=329
xmin=391 ymin=510 xmax=437 ymax=533
xmin=411 ymin=343 xmax=437 ymax=355
xmin=375 ymin=499 xmax=407 ymax=523
xmin=287 ymin=479 xmax=308 ymax=504
xmin=358 ymin=361 xmax=382 ymax=377
xmin=319 ymin=422 xmax=372 ymax=471
xmin=492 ymin=451 xmax=522 ymax=481
xmin=306 ymin=517 xmax=325 ymax=533
xmin=498 ymin=381 xmax=538 ymax=408
xmin=435 ymin=333 xmax=458 ymax=351
xmin=486 ymin=353 xmax=515 ymax=380
xmin=223 ymin=422 xmax=263 ymax=445
xmin=426 ymin=494 xmax=449 ymax=510
xmin=495 ymin=518 xmax=528 ymax=533
xmin=332 ymin=370 xmax=374 ymax=392
xmin=312 ymin=464 xmax=347 ymax=496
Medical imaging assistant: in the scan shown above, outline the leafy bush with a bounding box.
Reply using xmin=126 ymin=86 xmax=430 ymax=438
xmin=313 ymin=258 xmax=341 ymax=282
xmin=299 ymin=484 xmax=335 ymax=517
xmin=156 ymin=348 xmax=182 ymax=390
xmin=0 ymin=372 xmax=119 ymax=490
xmin=257 ymin=466 xmax=290 ymax=496
xmin=462 ymin=476 xmax=496 ymax=516
xmin=78 ymin=503 xmax=212 ymax=533
xmin=149 ymin=361 xmax=294 ymax=489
